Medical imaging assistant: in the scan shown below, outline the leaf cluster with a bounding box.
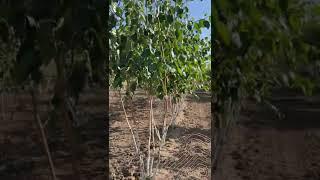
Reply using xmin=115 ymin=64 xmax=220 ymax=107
xmin=213 ymin=0 xmax=320 ymax=112
xmin=110 ymin=0 xmax=211 ymax=100
xmin=0 ymin=0 xmax=108 ymax=96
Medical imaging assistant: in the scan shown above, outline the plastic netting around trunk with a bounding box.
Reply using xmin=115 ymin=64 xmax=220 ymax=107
xmin=109 ymin=89 xmax=211 ymax=179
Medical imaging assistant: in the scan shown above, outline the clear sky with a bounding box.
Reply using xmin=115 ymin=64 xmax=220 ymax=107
xmin=188 ymin=0 xmax=211 ymax=39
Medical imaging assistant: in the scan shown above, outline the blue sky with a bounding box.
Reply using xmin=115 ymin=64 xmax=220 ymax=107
xmin=188 ymin=0 xmax=211 ymax=39
xmin=111 ymin=0 xmax=211 ymax=39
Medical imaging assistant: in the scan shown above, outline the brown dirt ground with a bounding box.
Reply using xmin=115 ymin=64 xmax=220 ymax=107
xmin=0 ymin=88 xmax=107 ymax=180
xmin=109 ymin=90 xmax=211 ymax=180
xmin=214 ymin=91 xmax=320 ymax=180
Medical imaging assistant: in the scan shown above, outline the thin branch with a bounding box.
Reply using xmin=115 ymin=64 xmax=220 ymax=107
xmin=147 ymin=96 xmax=152 ymax=176
xmin=119 ymin=90 xmax=140 ymax=154
xmin=30 ymin=88 xmax=57 ymax=180
xmin=118 ymin=90 xmax=145 ymax=176
xmin=1 ymin=91 xmax=5 ymax=121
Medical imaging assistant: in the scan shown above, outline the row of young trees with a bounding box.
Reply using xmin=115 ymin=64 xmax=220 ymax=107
xmin=1 ymin=0 xmax=210 ymax=179
xmin=1 ymin=0 xmax=319 ymax=179
xmin=212 ymin=0 xmax=320 ymax=173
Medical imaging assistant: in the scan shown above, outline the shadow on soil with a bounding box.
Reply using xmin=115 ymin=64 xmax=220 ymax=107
xmin=241 ymin=94 xmax=320 ymax=130
xmin=167 ymin=125 xmax=211 ymax=139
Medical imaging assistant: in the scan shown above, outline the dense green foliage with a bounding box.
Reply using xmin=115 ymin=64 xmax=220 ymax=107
xmin=0 ymin=0 xmax=107 ymax=92
xmin=0 ymin=1 xmax=108 ymax=179
xmin=109 ymin=0 xmax=211 ymax=100
xmin=212 ymin=0 xmax=320 ymax=172
xmin=213 ymin=0 xmax=320 ymax=117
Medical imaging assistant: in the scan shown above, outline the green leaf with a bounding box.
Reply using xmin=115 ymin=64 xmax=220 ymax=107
xmin=167 ymin=15 xmax=174 ymax=23
xmin=279 ymin=0 xmax=288 ymax=12
xmin=148 ymin=14 xmax=153 ymax=22
xmin=176 ymin=7 xmax=184 ymax=18
xmin=187 ymin=24 xmax=192 ymax=30
xmin=175 ymin=30 xmax=183 ymax=40
xmin=302 ymin=21 xmax=320 ymax=47
xmin=0 ymin=18 xmax=9 ymax=43
xmin=289 ymin=14 xmax=301 ymax=32
xmin=203 ymin=20 xmax=210 ymax=29
xmin=37 ymin=22 xmax=56 ymax=65
xmin=216 ymin=20 xmax=231 ymax=46
xmin=116 ymin=7 xmax=123 ymax=16
xmin=26 ymin=16 xmax=38 ymax=28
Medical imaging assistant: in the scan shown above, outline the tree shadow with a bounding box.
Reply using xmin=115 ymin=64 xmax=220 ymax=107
xmin=166 ymin=125 xmax=211 ymax=140
xmin=240 ymin=95 xmax=320 ymax=130
xmin=186 ymin=93 xmax=211 ymax=104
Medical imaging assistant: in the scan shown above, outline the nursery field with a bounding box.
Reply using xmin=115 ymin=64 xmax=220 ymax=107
xmin=109 ymin=90 xmax=211 ymax=180
xmin=215 ymin=89 xmax=320 ymax=180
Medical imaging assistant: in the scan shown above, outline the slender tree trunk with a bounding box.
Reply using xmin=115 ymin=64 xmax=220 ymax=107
xmin=147 ymin=96 xmax=152 ymax=177
xmin=55 ymin=48 xmax=81 ymax=180
xmin=212 ymin=100 xmax=221 ymax=174
xmin=30 ymin=87 xmax=57 ymax=180
xmin=119 ymin=90 xmax=145 ymax=178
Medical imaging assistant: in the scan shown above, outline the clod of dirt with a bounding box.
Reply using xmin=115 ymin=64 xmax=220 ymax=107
xmin=133 ymin=172 xmax=140 ymax=178
xmin=311 ymin=162 xmax=318 ymax=167
xmin=241 ymin=175 xmax=250 ymax=180
xmin=0 ymin=158 xmax=34 ymax=175
xmin=122 ymin=168 xmax=133 ymax=177
xmin=303 ymin=172 xmax=313 ymax=179
xmin=241 ymin=146 xmax=249 ymax=153
xmin=234 ymin=162 xmax=245 ymax=170
xmin=124 ymin=176 xmax=136 ymax=180
xmin=230 ymin=151 xmax=242 ymax=160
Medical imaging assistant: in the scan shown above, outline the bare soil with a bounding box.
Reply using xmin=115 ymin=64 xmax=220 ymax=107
xmin=0 ymin=88 xmax=107 ymax=180
xmin=109 ymin=90 xmax=211 ymax=180
xmin=215 ymin=90 xmax=320 ymax=180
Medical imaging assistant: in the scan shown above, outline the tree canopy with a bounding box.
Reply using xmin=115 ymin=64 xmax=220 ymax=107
xmin=109 ymin=0 xmax=211 ymax=100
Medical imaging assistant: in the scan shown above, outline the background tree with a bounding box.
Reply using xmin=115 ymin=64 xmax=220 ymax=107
xmin=0 ymin=0 xmax=108 ymax=179
xmin=212 ymin=0 xmax=320 ymax=172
